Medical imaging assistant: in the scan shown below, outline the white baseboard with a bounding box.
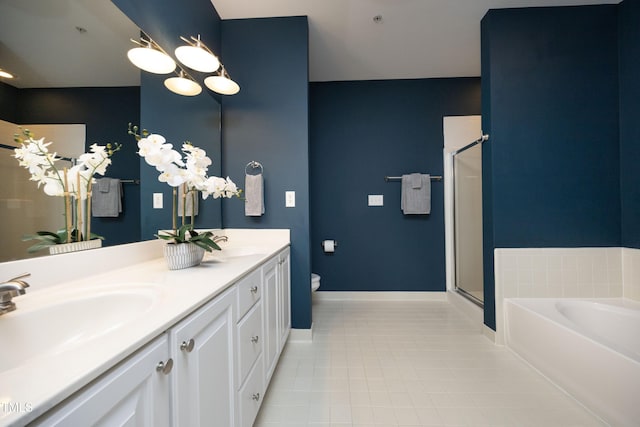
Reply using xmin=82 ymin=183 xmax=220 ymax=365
xmin=288 ymin=325 xmax=313 ymax=343
xmin=483 ymin=324 xmax=497 ymax=344
xmin=313 ymin=291 xmax=447 ymax=301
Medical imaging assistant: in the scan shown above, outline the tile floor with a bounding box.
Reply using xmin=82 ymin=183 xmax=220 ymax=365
xmin=254 ymin=299 xmax=606 ymax=427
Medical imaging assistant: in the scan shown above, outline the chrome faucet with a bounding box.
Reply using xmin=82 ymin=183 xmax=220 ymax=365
xmin=0 ymin=273 xmax=30 ymax=315
xmin=213 ymin=235 xmax=229 ymax=243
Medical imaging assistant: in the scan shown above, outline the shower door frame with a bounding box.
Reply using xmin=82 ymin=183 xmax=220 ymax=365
xmin=451 ymin=138 xmax=485 ymax=308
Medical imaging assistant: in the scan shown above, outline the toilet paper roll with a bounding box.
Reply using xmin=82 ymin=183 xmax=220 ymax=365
xmin=323 ymin=240 xmax=335 ymax=253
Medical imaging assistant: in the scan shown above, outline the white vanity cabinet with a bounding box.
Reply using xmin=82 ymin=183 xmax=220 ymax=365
xmin=32 ymin=336 xmax=172 ymax=427
xmin=234 ymin=269 xmax=265 ymax=427
xmin=263 ymin=248 xmax=291 ymax=384
xmin=26 ymin=245 xmax=291 ymax=427
xmin=169 ymin=286 xmax=237 ymax=427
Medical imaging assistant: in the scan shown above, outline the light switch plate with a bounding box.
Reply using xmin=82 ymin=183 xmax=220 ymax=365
xmin=285 ymin=191 xmax=296 ymax=207
xmin=153 ymin=193 xmax=163 ymax=209
xmin=368 ymin=195 xmax=384 ymax=206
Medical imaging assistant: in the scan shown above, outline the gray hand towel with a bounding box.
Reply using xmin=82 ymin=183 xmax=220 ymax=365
xmin=401 ymin=174 xmax=431 ymax=215
xmin=178 ymin=185 xmax=199 ymax=217
xmin=410 ymin=173 xmax=422 ymax=189
xmin=245 ymin=173 xmax=264 ymax=216
xmin=91 ymin=178 xmax=122 ymax=217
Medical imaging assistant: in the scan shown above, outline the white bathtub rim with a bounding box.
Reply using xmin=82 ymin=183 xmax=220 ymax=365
xmin=505 ymin=297 xmax=640 ymax=427
xmin=506 ymin=297 xmax=640 ymax=365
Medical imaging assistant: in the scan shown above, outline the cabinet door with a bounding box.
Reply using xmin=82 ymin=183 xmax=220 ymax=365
xmin=262 ymin=257 xmax=279 ymax=384
xmin=278 ymin=249 xmax=291 ymax=347
xmin=170 ymin=288 xmax=237 ymax=427
xmin=33 ymin=336 xmax=171 ymax=427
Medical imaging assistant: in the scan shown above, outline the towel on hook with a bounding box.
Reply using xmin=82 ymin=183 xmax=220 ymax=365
xmin=245 ymin=173 xmax=264 ymax=216
xmin=92 ymin=178 xmax=122 ymax=217
xmin=401 ymin=174 xmax=431 ymax=215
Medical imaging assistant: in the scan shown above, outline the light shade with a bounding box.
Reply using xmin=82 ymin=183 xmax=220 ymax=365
xmin=0 ymin=69 xmax=14 ymax=79
xmin=164 ymin=74 xmax=202 ymax=96
xmin=127 ymin=46 xmax=176 ymax=74
xmin=204 ymin=75 xmax=240 ymax=95
xmin=175 ymin=45 xmax=220 ymax=73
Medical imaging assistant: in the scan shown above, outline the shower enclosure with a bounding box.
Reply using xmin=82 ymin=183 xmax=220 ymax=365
xmin=452 ymin=141 xmax=484 ymax=306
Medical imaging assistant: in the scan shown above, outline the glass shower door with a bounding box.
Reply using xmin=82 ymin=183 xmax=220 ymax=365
xmin=453 ymin=143 xmax=484 ymax=306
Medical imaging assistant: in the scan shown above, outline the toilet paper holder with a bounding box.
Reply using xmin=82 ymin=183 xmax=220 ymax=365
xmin=321 ymin=240 xmax=338 ymax=251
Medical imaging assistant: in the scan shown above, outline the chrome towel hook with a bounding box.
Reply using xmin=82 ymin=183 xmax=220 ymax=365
xmin=245 ymin=161 xmax=263 ymax=175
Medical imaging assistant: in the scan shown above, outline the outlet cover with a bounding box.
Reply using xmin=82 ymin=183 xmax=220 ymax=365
xmin=153 ymin=193 xmax=163 ymax=209
xmin=285 ymin=191 xmax=295 ymax=207
xmin=368 ymin=195 xmax=384 ymax=206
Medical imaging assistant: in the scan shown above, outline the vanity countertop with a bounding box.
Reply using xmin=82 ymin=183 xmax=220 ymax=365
xmin=0 ymin=229 xmax=290 ymax=427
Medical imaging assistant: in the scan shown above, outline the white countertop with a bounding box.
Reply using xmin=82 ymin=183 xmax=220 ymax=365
xmin=0 ymin=229 xmax=290 ymax=426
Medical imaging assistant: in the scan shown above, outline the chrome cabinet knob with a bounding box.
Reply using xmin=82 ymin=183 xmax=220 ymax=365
xmin=156 ymin=358 xmax=173 ymax=375
xmin=250 ymin=285 xmax=258 ymax=294
xmin=251 ymin=335 xmax=259 ymax=344
xmin=180 ymin=338 xmax=195 ymax=353
xmin=251 ymin=393 xmax=260 ymax=402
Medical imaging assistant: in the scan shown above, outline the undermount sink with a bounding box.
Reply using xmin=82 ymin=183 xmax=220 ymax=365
xmin=212 ymin=246 xmax=267 ymax=259
xmin=0 ymin=283 xmax=162 ymax=374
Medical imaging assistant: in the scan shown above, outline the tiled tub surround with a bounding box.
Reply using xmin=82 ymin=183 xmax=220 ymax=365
xmin=495 ymin=247 xmax=640 ymax=426
xmin=0 ymin=229 xmax=289 ymax=426
xmin=494 ymin=247 xmax=629 ymax=344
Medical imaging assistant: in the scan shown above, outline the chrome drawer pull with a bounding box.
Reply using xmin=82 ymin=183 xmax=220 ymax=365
xmin=156 ymin=358 xmax=173 ymax=375
xmin=251 ymin=335 xmax=259 ymax=344
xmin=180 ymin=338 xmax=195 ymax=353
xmin=250 ymin=286 xmax=258 ymax=294
xmin=252 ymin=393 xmax=260 ymax=401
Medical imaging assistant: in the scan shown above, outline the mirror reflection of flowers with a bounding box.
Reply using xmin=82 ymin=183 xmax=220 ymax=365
xmin=13 ymin=128 xmax=121 ymax=252
xmin=128 ymin=124 xmax=242 ymax=252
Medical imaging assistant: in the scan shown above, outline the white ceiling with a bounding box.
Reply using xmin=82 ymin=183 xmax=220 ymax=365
xmin=0 ymin=0 xmax=621 ymax=88
xmin=0 ymin=0 xmax=140 ymax=88
xmin=211 ymin=0 xmax=621 ymax=82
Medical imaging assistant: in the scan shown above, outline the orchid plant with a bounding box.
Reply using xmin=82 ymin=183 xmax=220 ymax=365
xmin=13 ymin=128 xmax=121 ymax=252
xmin=128 ymin=124 xmax=241 ymax=252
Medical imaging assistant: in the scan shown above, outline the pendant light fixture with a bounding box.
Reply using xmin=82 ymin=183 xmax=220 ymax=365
xmin=204 ymin=67 xmax=240 ymax=95
xmin=125 ymin=32 xmax=239 ymax=97
xmin=127 ymin=36 xmax=176 ymax=74
xmin=175 ymin=35 xmax=220 ymax=73
xmin=164 ymin=70 xmax=202 ymax=96
xmin=0 ymin=68 xmax=15 ymax=79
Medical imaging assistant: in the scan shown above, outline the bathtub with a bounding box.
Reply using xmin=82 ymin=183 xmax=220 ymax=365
xmin=505 ymin=298 xmax=640 ymax=427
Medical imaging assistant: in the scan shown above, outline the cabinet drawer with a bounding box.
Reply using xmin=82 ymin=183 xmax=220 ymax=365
xmin=237 ymin=269 xmax=261 ymax=318
xmin=237 ymin=354 xmax=264 ymax=427
xmin=237 ymin=301 xmax=263 ymax=385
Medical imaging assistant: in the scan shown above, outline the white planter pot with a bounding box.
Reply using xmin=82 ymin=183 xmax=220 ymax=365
xmin=163 ymin=242 xmax=205 ymax=270
xmin=49 ymin=239 xmax=102 ymax=255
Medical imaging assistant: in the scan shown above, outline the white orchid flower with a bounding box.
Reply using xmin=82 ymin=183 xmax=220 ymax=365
xmin=223 ymin=177 xmax=239 ymax=198
xmin=158 ymin=163 xmax=186 ymax=187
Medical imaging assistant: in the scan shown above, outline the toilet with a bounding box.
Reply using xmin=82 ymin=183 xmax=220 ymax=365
xmin=311 ymin=273 xmax=320 ymax=292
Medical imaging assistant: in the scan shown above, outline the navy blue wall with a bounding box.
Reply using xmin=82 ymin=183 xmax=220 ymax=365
xmin=0 ymin=81 xmax=19 ymax=123
xmin=113 ymin=0 xmax=224 ymax=237
xmin=2 ymin=85 xmax=141 ymax=247
xmin=481 ymin=5 xmax=621 ymax=329
xmin=310 ymin=79 xmax=480 ymax=292
xmin=619 ymin=0 xmax=640 ymax=249
xmin=221 ymin=17 xmax=311 ymax=329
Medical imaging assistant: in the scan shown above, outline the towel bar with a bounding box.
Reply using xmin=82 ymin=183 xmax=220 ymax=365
xmin=384 ymin=175 xmax=442 ymax=182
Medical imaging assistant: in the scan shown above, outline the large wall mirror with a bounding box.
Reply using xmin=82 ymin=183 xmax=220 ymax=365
xmin=0 ymin=0 xmax=222 ymax=262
